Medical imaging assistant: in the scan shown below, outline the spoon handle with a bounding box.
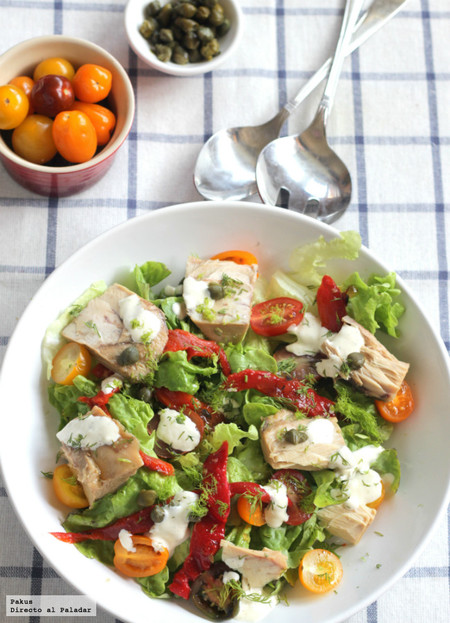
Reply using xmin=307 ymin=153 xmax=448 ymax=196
xmin=283 ymin=0 xmax=408 ymax=116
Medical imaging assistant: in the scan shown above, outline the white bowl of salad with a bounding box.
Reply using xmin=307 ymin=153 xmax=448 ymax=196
xmin=1 ymin=201 xmax=449 ymax=623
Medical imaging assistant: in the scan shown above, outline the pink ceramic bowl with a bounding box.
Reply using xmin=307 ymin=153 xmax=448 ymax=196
xmin=0 ymin=36 xmax=135 ymax=197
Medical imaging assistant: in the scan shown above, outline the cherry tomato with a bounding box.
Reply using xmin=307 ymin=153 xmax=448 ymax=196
xmin=250 ymin=297 xmax=304 ymax=337
xmin=375 ymin=380 xmax=414 ymax=423
xmin=236 ymin=495 xmax=266 ymax=526
xmin=8 ymin=76 xmax=35 ymax=114
xmin=51 ymin=341 xmax=92 ymax=385
xmin=367 ymin=480 xmax=385 ymax=510
xmin=113 ymin=535 xmax=169 ymax=578
xmin=0 ymin=84 xmax=29 ymax=130
xmin=33 ymin=57 xmax=75 ymax=82
xmin=52 ymin=110 xmax=97 ymax=163
xmin=12 ymin=115 xmax=57 ymax=164
xmin=70 ymin=101 xmax=116 ymax=146
xmin=316 ymin=275 xmax=347 ymax=332
xmin=271 ymin=469 xmax=313 ymax=525
xmin=31 ymin=75 xmax=75 ymax=117
xmin=299 ymin=549 xmax=343 ymax=593
xmin=210 ymin=250 xmax=258 ymax=265
xmin=52 ymin=464 xmax=89 ymax=509
xmin=72 ymin=64 xmax=112 ymax=104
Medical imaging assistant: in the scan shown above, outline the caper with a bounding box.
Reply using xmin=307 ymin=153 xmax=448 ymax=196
xmin=172 ymin=44 xmax=189 ymax=64
xmin=284 ymin=428 xmax=308 ymax=445
xmin=195 ymin=6 xmax=210 ymax=21
xmin=159 ymin=27 xmax=174 ymax=43
xmin=175 ymin=16 xmax=197 ymax=32
xmin=137 ymin=489 xmax=157 ymax=507
xmin=216 ymin=17 xmax=230 ymax=37
xmin=208 ymin=3 xmax=224 ymax=26
xmin=174 ymin=2 xmax=197 ymax=18
xmin=346 ymin=352 xmax=365 ymax=370
xmin=154 ymin=43 xmax=173 ymax=62
xmin=144 ymin=1 xmax=161 ymax=18
xmin=208 ymin=283 xmax=224 ymax=299
xmin=117 ymin=345 xmax=140 ymax=366
xmin=151 ymin=506 xmax=166 ymax=523
xmin=189 ymin=48 xmax=203 ymax=63
xmin=157 ymin=3 xmax=173 ymax=27
xmin=202 ymin=0 xmax=217 ymax=7
xmin=200 ymin=38 xmax=220 ymax=60
xmin=139 ymin=17 xmax=158 ymax=39
xmin=196 ymin=25 xmax=215 ymax=43
xmin=184 ymin=32 xmax=200 ymax=50
xmin=138 ymin=386 xmax=153 ymax=403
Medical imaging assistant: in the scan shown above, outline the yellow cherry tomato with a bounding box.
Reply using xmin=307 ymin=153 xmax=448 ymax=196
xmin=12 ymin=115 xmax=57 ymax=164
xmin=52 ymin=464 xmax=89 ymax=509
xmin=0 ymin=84 xmax=29 ymax=130
xmin=33 ymin=57 xmax=75 ymax=82
xmin=114 ymin=535 xmax=169 ymax=578
xmin=51 ymin=342 xmax=92 ymax=385
xmin=299 ymin=549 xmax=343 ymax=593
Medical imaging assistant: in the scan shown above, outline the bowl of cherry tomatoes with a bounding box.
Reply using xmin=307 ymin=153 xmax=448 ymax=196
xmin=0 ymin=36 xmax=135 ymax=197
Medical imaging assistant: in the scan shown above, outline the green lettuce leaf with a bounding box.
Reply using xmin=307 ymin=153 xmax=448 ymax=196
xmin=153 ymin=296 xmax=190 ymax=331
xmin=42 ymin=281 xmax=107 ymax=379
xmin=48 ymin=375 xmax=97 ymax=429
xmin=72 ymin=540 xmax=115 ymax=566
xmin=312 ymin=470 xmax=347 ymax=508
xmin=225 ymin=342 xmax=278 ymax=374
xmin=242 ymin=401 xmax=278 ymax=429
xmin=134 ymin=261 xmax=171 ymax=300
xmin=108 ymin=393 xmax=155 ymax=455
xmin=371 ymin=448 xmax=401 ymax=493
xmin=136 ymin=567 xmax=170 ymax=598
xmin=226 ymin=456 xmax=255 ymax=483
xmin=209 ymin=422 xmax=259 ymax=454
xmin=343 ymin=271 xmax=405 ymax=337
xmin=233 ymin=439 xmax=272 ymax=483
xmin=154 ymin=350 xmax=219 ymax=394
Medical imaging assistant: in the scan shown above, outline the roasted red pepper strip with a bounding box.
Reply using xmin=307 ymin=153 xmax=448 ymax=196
xmin=164 ymin=329 xmax=231 ymax=376
xmin=90 ymin=363 xmax=113 ymax=379
xmin=139 ymin=450 xmax=174 ymax=476
xmin=229 ymin=481 xmax=270 ymax=503
xmin=169 ymin=441 xmax=230 ymax=599
xmin=154 ymin=388 xmax=224 ymax=427
xmin=316 ymin=275 xmax=347 ymax=333
xmin=78 ymin=386 xmax=121 ymax=415
xmin=223 ymin=370 xmax=334 ymax=417
xmin=50 ymin=507 xmax=153 ymax=543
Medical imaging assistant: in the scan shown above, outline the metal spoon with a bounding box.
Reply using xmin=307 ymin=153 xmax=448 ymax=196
xmin=256 ymin=0 xmax=365 ymax=223
xmin=194 ymin=0 xmax=408 ymax=202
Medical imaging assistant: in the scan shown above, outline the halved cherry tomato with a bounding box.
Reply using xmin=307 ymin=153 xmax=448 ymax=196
xmin=272 ymin=469 xmax=313 ymax=525
xmin=0 ymin=84 xmax=29 ymax=130
xmin=9 ymin=76 xmax=35 ymax=114
xmin=12 ymin=115 xmax=57 ymax=164
xmin=236 ymin=495 xmax=266 ymax=526
xmin=33 ymin=57 xmax=75 ymax=82
xmin=299 ymin=549 xmax=343 ymax=593
xmin=52 ymin=110 xmax=97 ymax=163
xmin=69 ymin=101 xmax=116 ymax=145
xmin=72 ymin=64 xmax=112 ymax=103
xmin=316 ymin=275 xmax=347 ymax=332
xmin=367 ymin=480 xmax=385 ymax=510
xmin=375 ymin=380 xmax=414 ymax=423
xmin=210 ymin=250 xmax=258 ymax=265
xmin=51 ymin=342 xmax=92 ymax=385
xmin=113 ymin=535 xmax=169 ymax=578
xmin=250 ymin=297 xmax=304 ymax=337
xmin=52 ymin=463 xmax=89 ymax=509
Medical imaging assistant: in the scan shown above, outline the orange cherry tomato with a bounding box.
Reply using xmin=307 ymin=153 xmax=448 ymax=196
xmin=0 ymin=84 xmax=29 ymax=130
xmin=70 ymin=101 xmax=116 ymax=146
xmin=72 ymin=64 xmax=112 ymax=104
xmin=299 ymin=549 xmax=343 ymax=594
xmin=33 ymin=57 xmax=75 ymax=82
xmin=113 ymin=535 xmax=169 ymax=578
xmin=52 ymin=463 xmax=89 ymax=509
xmin=52 ymin=110 xmax=97 ymax=163
xmin=12 ymin=115 xmax=57 ymax=164
xmin=236 ymin=495 xmax=266 ymax=527
xmin=211 ymin=250 xmax=258 ymax=266
xmin=9 ymin=76 xmax=35 ymax=114
xmin=375 ymin=380 xmax=414 ymax=423
xmin=367 ymin=480 xmax=385 ymax=510
xmin=51 ymin=342 xmax=92 ymax=385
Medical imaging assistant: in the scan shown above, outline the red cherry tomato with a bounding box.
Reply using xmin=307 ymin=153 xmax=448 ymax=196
xmin=33 ymin=57 xmax=75 ymax=82
xmin=12 ymin=115 xmax=57 ymax=164
xmin=31 ymin=75 xmax=75 ymax=117
xmin=0 ymin=84 xmax=29 ymax=130
xmin=70 ymin=101 xmax=116 ymax=146
xmin=72 ymin=64 xmax=112 ymax=104
xmin=250 ymin=297 xmax=304 ymax=337
xmin=316 ymin=275 xmax=347 ymax=332
xmin=52 ymin=110 xmax=97 ymax=163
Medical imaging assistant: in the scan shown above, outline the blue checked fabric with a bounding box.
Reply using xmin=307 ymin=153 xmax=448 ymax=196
xmin=0 ymin=1 xmax=449 ymax=622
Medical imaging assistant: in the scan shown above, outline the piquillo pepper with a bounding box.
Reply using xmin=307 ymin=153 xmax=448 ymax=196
xmin=316 ymin=275 xmax=347 ymax=333
xmin=223 ymin=370 xmax=334 ymax=417
xmin=139 ymin=450 xmax=174 ymax=476
xmin=163 ymin=329 xmax=231 ymax=376
xmin=154 ymin=387 xmax=224 ymax=427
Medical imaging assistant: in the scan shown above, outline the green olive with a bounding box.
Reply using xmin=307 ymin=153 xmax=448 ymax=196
xmin=117 ymin=345 xmax=140 ymax=366
xmin=346 ymin=351 xmax=365 ymax=370
xmin=137 ymin=489 xmax=157 ymax=507
xmin=284 ymin=428 xmax=308 ymax=445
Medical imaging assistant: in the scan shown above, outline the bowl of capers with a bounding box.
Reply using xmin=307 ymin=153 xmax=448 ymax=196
xmin=125 ymin=0 xmax=243 ymax=76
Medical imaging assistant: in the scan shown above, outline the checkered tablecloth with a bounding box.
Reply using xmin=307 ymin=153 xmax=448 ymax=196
xmin=0 ymin=0 xmax=449 ymax=622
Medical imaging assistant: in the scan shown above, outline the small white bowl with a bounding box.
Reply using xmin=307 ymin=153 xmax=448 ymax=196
xmin=124 ymin=0 xmax=243 ymax=76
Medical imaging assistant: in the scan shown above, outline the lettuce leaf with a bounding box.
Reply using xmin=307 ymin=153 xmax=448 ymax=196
xmin=289 ymin=231 xmax=361 ymax=287
xmin=154 ymin=350 xmax=219 ymax=394
xmin=209 ymin=422 xmax=259 ymax=454
xmin=42 ymin=281 xmax=107 ymax=379
xmin=225 ymin=342 xmax=277 ymax=374
xmin=153 ymin=296 xmax=190 ymax=331
xmin=372 ymin=448 xmax=401 ymax=493
xmin=134 ymin=261 xmax=171 ymax=300
xmin=136 ymin=567 xmax=170 ymax=598
xmin=108 ymin=393 xmax=155 ymax=455
xmin=233 ymin=439 xmax=272 ymax=483
xmin=312 ymin=470 xmax=347 ymax=508
xmin=48 ymin=375 xmax=97 ymax=429
xmin=343 ymin=271 xmax=405 ymax=337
